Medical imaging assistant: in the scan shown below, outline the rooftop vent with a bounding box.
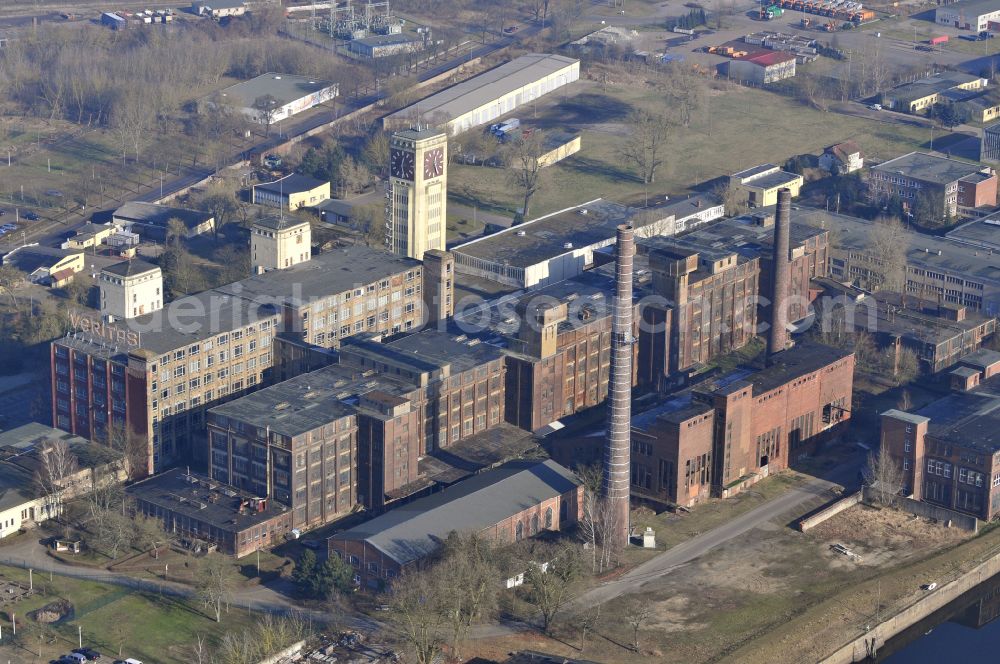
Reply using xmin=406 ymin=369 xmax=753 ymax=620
xmin=563 ymin=242 xmax=573 ymax=249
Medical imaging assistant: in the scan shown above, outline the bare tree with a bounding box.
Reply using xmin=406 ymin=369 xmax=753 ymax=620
xmin=524 ymin=544 xmax=582 ymax=633
xmin=389 ymin=569 xmax=447 ymax=664
xmin=133 ymin=512 xmax=168 ymax=559
xmin=363 ymin=130 xmax=391 ymax=178
xmin=33 ymin=438 xmax=78 ymax=531
xmin=865 ymin=216 xmax=909 ymax=292
xmin=506 ymin=130 xmax=545 ymax=221
xmin=197 ymin=556 xmax=235 ymax=623
xmin=166 ymin=217 xmax=187 ymax=247
xmin=578 ymin=606 xmax=599 ymax=653
xmin=191 ymin=635 xmax=207 ymax=664
xmin=252 ymin=94 xmax=280 ymax=137
xmin=437 ymin=533 xmax=505 ymax=659
xmin=0 ymin=265 xmax=26 ymax=309
xmin=624 ymin=598 xmax=652 ymax=651
xmin=864 ymin=441 xmax=905 ymax=506
xmin=621 ymin=110 xmax=670 ymax=184
xmin=87 ymin=482 xmax=133 ymax=560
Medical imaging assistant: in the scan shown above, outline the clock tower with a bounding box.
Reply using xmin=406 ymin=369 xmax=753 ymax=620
xmin=386 ymin=128 xmax=448 ymax=261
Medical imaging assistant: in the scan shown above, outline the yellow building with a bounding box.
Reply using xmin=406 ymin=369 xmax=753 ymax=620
xmin=2 ymin=245 xmax=84 ymax=285
xmin=65 ymin=223 xmax=115 ymax=250
xmin=885 ymin=73 xmax=988 ymax=114
xmin=728 ymin=164 xmax=804 ymax=208
xmin=387 ymin=128 xmax=448 ymax=260
xmin=252 ymin=174 xmax=330 ymax=211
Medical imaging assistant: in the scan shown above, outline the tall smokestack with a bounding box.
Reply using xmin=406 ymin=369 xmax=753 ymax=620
xmin=602 ymin=224 xmax=634 ymax=549
xmin=768 ymin=188 xmax=792 ymax=360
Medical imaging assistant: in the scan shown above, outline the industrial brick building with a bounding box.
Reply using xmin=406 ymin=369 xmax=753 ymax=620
xmin=328 ymin=459 xmax=582 ymax=589
xmin=207 ymin=328 xmax=507 ymax=513
xmin=812 ymin=280 xmax=997 ymax=373
xmin=51 ymin=245 xmax=445 ymax=475
xmin=128 ymin=468 xmax=292 ymax=557
xmin=881 ymin=349 xmax=1000 ymax=521
xmin=383 ymin=54 xmax=580 ymax=136
xmin=868 ymin=151 xmax=996 ymax=219
xmin=630 ymin=342 xmax=855 ymax=507
xmin=798 ymin=207 xmax=1000 ymax=314
xmin=638 ymin=209 xmax=830 ymax=378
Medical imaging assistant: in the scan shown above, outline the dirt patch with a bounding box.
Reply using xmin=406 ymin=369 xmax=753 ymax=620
xmin=29 ymin=599 xmax=73 ymax=624
xmin=808 ymin=503 xmax=970 ymax=568
xmin=647 ymin=596 xmax=708 ymax=632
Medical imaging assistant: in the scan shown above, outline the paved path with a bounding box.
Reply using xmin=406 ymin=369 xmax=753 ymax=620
xmin=0 ymin=535 xmax=376 ymax=630
xmin=472 ymin=456 xmax=864 ymax=638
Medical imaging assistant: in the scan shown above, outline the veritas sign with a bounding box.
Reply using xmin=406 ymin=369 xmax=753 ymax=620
xmin=70 ymin=312 xmax=140 ymax=348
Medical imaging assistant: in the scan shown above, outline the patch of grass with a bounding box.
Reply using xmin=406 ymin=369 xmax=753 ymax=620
xmin=632 ymin=471 xmax=809 ymax=551
xmin=447 ymin=81 xmax=931 ymax=220
xmin=0 ymin=564 xmax=260 ymax=663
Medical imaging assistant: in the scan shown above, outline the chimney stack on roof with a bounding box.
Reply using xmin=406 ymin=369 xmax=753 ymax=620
xmin=602 ymin=224 xmax=635 ymax=549
xmin=768 ymin=188 xmax=792 ymax=362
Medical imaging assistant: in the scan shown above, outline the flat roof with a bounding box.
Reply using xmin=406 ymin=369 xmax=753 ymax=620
xmin=102 ymin=259 xmax=160 ymax=278
xmin=386 ymin=53 xmax=578 ymax=125
xmin=833 ymin=291 xmax=994 ymax=346
xmin=113 ymin=202 xmax=214 ymax=230
xmin=885 ymin=73 xmax=982 ymax=105
xmin=411 ymin=422 xmax=539 ymax=489
xmin=937 ymin=0 xmax=1000 ymax=16
xmin=649 ymin=193 xmax=723 ymax=221
xmin=209 ymin=363 xmax=417 ymax=435
xmin=871 ymin=151 xmax=983 ymax=185
xmin=914 ymin=376 xmax=1000 ymax=451
xmin=215 ymin=245 xmax=421 ymax=307
xmin=332 ymin=459 xmax=580 ymax=566
xmin=252 ymin=215 xmax=309 ymax=232
xmin=741 ymin=341 xmax=853 ymax=395
xmin=343 ymin=328 xmax=505 ymax=376
xmin=453 ymin=198 xmax=652 ymax=268
xmin=746 ymin=170 xmax=801 ymax=190
xmin=945 ymin=217 xmax=1000 ymax=251
xmin=796 ymin=207 xmax=1000 ymax=287
xmin=733 ymin=163 xmax=777 ymax=179
xmin=254 ymin=174 xmax=328 ymax=196
xmin=218 ymin=73 xmax=335 ymax=109
xmin=452 ymin=270 xmax=618 ymax=344
xmin=127 ymin=468 xmax=287 ymax=532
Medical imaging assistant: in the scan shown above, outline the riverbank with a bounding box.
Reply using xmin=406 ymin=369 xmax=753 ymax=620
xmin=717 ymin=522 xmax=1000 ymax=664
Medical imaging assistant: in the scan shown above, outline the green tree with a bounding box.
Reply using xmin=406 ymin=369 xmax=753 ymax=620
xmin=292 ymin=549 xmax=317 ymax=594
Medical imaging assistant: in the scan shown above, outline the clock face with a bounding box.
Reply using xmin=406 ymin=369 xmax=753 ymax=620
xmin=423 ymin=147 xmax=445 ymax=179
xmin=390 ymin=148 xmax=415 ymax=180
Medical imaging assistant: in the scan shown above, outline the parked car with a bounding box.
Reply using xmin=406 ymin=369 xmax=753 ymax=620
xmin=868 ymin=103 xmax=882 ymax=111
xmin=22 ymin=210 xmax=38 ymax=221
xmin=301 ymin=540 xmax=323 ymax=550
xmin=73 ymin=647 xmax=102 ymax=660
xmin=916 ymin=44 xmax=934 ymax=51
xmin=503 ymin=25 xmax=517 ymax=33
xmin=922 ymin=582 xmax=938 ymax=591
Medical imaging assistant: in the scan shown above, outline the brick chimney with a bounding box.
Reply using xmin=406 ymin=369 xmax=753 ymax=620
xmin=768 ymin=188 xmax=792 ymax=361
xmin=602 ymin=224 xmax=635 ymax=549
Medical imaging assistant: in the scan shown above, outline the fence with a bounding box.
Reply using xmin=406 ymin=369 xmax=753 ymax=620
xmin=798 ymin=491 xmax=862 ymax=531
xmin=862 ymin=487 xmax=979 ymax=532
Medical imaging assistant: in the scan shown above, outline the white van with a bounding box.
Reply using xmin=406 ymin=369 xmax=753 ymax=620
xmin=125 ymin=659 xmax=144 ymax=664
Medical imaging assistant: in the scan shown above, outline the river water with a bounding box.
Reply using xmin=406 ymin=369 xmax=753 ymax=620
xmin=868 ymin=571 xmax=1000 ymax=662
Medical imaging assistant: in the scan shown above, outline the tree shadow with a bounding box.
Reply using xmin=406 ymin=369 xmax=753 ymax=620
xmin=560 ymin=155 xmax=636 ymax=184
xmin=554 ymin=93 xmax=636 ymax=125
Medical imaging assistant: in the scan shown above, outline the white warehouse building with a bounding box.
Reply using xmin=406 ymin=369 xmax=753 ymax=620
xmin=383 ymin=53 xmax=580 ymax=136
xmin=208 ymin=73 xmax=338 ymax=126
xmin=452 ymin=196 xmax=722 ymax=290
xmin=935 ymin=0 xmax=1000 ymax=31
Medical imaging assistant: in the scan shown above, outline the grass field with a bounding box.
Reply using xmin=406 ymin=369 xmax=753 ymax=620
xmin=0 ymin=565 xmax=260 ymax=663
xmin=446 ymin=75 xmax=932 ymax=227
